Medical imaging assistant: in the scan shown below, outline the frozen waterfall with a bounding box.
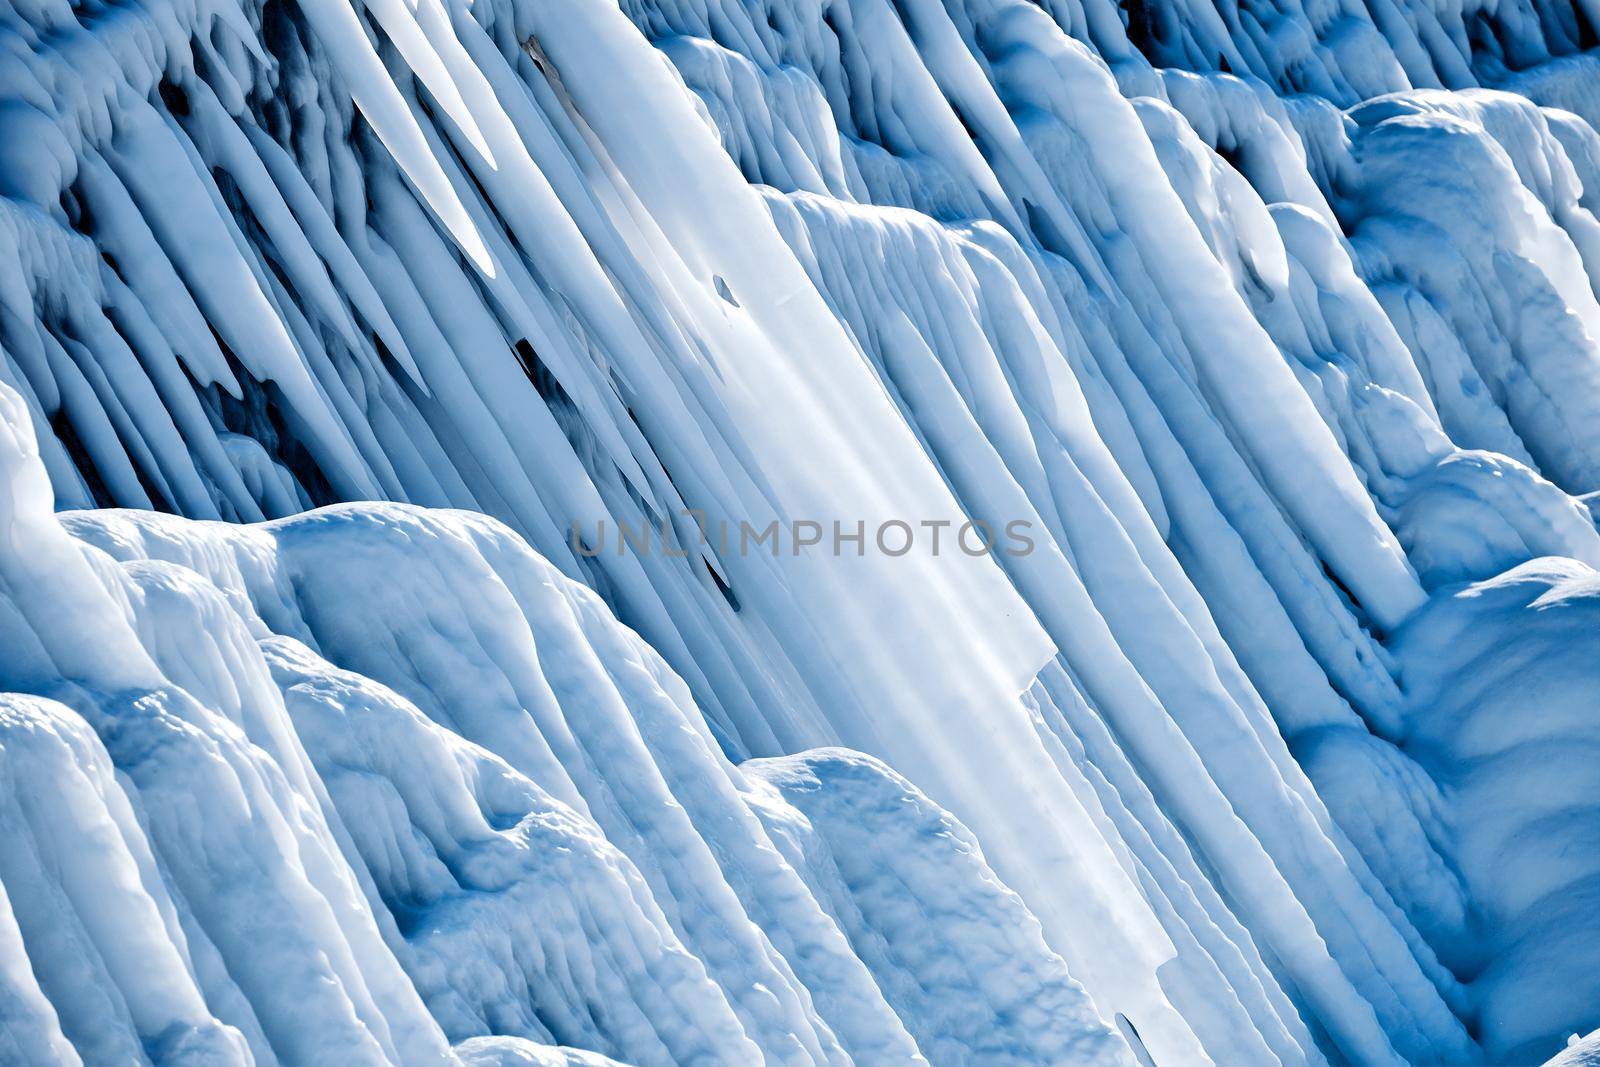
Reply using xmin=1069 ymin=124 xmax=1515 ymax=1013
xmin=2 ymin=0 xmax=1600 ymax=1061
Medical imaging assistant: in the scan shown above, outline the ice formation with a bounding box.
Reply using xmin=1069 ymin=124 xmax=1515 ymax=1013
xmin=2 ymin=0 xmax=1600 ymax=1061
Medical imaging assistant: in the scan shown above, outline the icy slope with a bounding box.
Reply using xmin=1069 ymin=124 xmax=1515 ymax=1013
xmin=2 ymin=0 xmax=1600 ymax=1061
xmin=0 ymin=380 xmax=1130 ymax=1066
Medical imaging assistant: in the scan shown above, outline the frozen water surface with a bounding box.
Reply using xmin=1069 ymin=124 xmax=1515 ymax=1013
xmin=2 ymin=0 xmax=1600 ymax=1061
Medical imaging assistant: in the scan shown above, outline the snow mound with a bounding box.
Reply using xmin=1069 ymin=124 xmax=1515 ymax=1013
xmin=454 ymin=1038 xmax=632 ymax=1067
xmin=0 ymin=379 xmax=1122 ymax=1065
xmin=746 ymin=748 xmax=1131 ymax=1065
xmin=1389 ymin=560 xmax=1600 ymax=1063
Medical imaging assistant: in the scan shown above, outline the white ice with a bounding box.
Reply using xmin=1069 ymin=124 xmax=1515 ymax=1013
xmin=3 ymin=0 xmax=1600 ymax=1061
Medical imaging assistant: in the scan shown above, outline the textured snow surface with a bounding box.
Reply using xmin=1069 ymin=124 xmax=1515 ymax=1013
xmin=1 ymin=0 xmax=1600 ymax=1062
xmin=0 ymin=390 xmax=1126 ymax=1066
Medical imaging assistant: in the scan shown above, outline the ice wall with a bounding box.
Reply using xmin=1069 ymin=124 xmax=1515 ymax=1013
xmin=2 ymin=0 xmax=1600 ymax=1061
xmin=0 ymin=378 xmax=1131 ymax=1066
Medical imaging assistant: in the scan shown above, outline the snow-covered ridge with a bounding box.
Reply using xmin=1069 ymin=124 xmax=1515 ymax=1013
xmin=2 ymin=0 xmax=1600 ymax=1062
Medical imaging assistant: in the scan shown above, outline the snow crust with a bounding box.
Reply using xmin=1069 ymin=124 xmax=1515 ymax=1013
xmin=2 ymin=0 xmax=1600 ymax=1061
